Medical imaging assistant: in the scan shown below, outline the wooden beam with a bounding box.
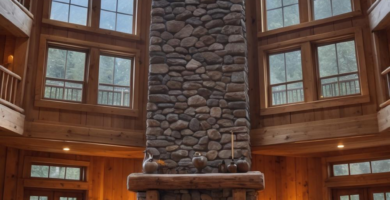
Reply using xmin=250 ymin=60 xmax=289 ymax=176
xmin=25 ymin=122 xmax=145 ymax=147
xmin=325 ymin=173 xmax=390 ymax=188
xmin=127 ymin=172 xmax=265 ymax=192
xmin=0 ymin=0 xmax=32 ymax=37
xmin=251 ymin=114 xmax=378 ymax=146
xmin=378 ymin=105 xmax=390 ymax=132
xmin=24 ymin=179 xmax=89 ymax=190
xmin=369 ymin=0 xmax=390 ymax=31
xmin=0 ymin=103 xmax=24 ymax=136
xmin=0 ymin=136 xmax=144 ymax=158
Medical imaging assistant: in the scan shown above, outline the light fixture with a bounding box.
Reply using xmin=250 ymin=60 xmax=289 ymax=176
xmin=63 ymin=147 xmax=70 ymax=151
xmin=337 ymin=144 xmax=345 ymax=149
xmin=7 ymin=55 xmax=13 ymax=64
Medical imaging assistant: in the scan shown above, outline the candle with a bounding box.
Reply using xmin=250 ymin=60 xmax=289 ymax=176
xmin=231 ymin=131 xmax=234 ymax=159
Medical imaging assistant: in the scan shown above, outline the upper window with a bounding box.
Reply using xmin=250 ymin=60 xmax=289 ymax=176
xmin=98 ymin=55 xmax=132 ymax=107
xmin=266 ymin=0 xmax=300 ymax=30
xmin=333 ymin=159 xmax=390 ymax=176
xmin=50 ymin=0 xmax=89 ymax=26
xmin=100 ymin=0 xmax=135 ymax=34
xmin=31 ymin=164 xmax=84 ymax=181
xmin=30 ymin=197 xmax=48 ymax=200
xmin=373 ymin=192 xmax=390 ymax=200
xmin=44 ymin=47 xmax=87 ymax=102
xmin=60 ymin=198 xmax=77 ymax=200
xmin=340 ymin=195 xmax=360 ymax=200
xmin=269 ymin=50 xmax=304 ymax=105
xmin=313 ymin=0 xmax=352 ymax=20
xmin=317 ymin=40 xmax=360 ymax=98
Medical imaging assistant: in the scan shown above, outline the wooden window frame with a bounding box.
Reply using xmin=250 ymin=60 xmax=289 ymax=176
xmin=34 ymin=34 xmax=141 ymax=117
xmin=258 ymin=27 xmax=369 ymax=115
xmin=48 ymin=0 xmax=91 ymax=27
xmin=42 ymin=0 xmax=141 ymax=41
xmin=257 ymin=0 xmax=362 ymax=38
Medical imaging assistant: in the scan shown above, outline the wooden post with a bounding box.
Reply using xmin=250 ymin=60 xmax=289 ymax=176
xmin=146 ymin=190 xmax=159 ymax=200
xmin=233 ymin=189 xmax=246 ymax=200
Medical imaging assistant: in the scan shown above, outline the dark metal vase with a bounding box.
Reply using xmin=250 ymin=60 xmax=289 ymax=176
xmin=227 ymin=159 xmax=237 ymax=173
xmin=218 ymin=160 xmax=227 ymax=173
xmin=237 ymin=157 xmax=249 ymax=173
xmin=142 ymin=150 xmax=158 ymax=174
xmin=192 ymin=152 xmax=208 ymax=173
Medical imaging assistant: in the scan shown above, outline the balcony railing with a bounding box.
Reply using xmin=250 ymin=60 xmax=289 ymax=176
xmin=98 ymin=89 xmax=130 ymax=107
xmin=272 ymin=78 xmax=360 ymax=105
xmin=0 ymin=65 xmax=23 ymax=113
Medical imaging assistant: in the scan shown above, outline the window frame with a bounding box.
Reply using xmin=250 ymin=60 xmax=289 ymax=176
xmin=35 ymin=34 xmax=141 ymax=117
xmin=257 ymin=0 xmax=362 ymax=38
xmin=258 ymin=27 xmax=369 ymax=115
xmin=263 ymin=0 xmax=301 ymax=31
xmin=49 ymin=0 xmax=91 ymax=26
xmin=99 ymin=0 xmax=136 ymax=35
xmin=30 ymin=164 xmax=86 ymax=181
xmin=43 ymin=0 xmax=141 ymax=40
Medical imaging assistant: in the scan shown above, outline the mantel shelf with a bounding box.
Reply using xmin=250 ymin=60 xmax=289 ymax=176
xmin=127 ymin=171 xmax=265 ymax=192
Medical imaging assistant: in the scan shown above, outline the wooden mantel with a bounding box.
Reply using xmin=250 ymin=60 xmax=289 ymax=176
xmin=127 ymin=171 xmax=265 ymax=192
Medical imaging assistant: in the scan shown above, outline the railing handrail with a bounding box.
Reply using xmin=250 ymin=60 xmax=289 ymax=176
xmin=272 ymin=78 xmax=359 ymax=94
xmin=0 ymin=65 xmax=21 ymax=80
xmin=11 ymin=0 xmax=33 ymax=19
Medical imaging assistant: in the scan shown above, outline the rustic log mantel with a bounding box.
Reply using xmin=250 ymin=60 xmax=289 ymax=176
xmin=127 ymin=171 xmax=265 ymax=192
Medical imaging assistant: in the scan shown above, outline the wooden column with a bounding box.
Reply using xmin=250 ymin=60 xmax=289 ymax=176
xmin=146 ymin=190 xmax=159 ymax=200
xmin=233 ymin=189 xmax=246 ymax=200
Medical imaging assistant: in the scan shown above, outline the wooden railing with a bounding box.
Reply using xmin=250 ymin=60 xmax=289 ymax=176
xmin=98 ymin=88 xmax=130 ymax=107
xmin=45 ymin=85 xmax=83 ymax=102
xmin=12 ymin=0 xmax=33 ymax=18
xmin=0 ymin=65 xmax=23 ymax=113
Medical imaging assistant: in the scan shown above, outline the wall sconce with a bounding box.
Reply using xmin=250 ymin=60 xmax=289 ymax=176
xmin=4 ymin=55 xmax=13 ymax=67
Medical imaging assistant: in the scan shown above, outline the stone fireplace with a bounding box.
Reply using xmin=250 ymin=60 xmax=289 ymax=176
xmin=127 ymin=0 xmax=264 ymax=199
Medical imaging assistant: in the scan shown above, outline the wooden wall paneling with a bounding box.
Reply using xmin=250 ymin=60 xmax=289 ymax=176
xmin=0 ymin=146 xmax=6 ymax=199
xmin=295 ymin=157 xmax=309 ymax=200
xmin=3 ymin=36 xmax=16 ymax=71
xmin=122 ymin=159 xmax=136 ymax=200
xmin=3 ymin=147 xmax=19 ymax=200
xmin=372 ymin=31 xmax=390 ymax=106
xmin=89 ymin=157 xmax=104 ymax=200
xmin=112 ymin=158 xmax=124 ymax=200
xmin=103 ymin=157 xmax=114 ymax=200
xmin=309 ymin=158 xmax=324 ymax=200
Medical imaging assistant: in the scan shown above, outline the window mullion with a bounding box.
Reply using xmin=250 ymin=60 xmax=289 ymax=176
xmin=301 ymin=42 xmax=316 ymax=102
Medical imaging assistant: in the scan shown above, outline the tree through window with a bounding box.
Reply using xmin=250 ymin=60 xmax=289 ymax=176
xmin=100 ymin=0 xmax=135 ymax=34
xmin=50 ymin=0 xmax=89 ymax=25
xmin=313 ymin=0 xmax=352 ymax=20
xmin=266 ymin=0 xmax=300 ymax=30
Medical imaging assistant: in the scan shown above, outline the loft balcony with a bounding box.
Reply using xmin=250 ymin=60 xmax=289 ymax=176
xmin=0 ymin=0 xmax=33 ymax=37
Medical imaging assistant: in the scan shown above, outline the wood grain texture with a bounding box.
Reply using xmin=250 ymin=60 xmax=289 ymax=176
xmin=368 ymin=0 xmax=390 ymax=31
xmin=0 ymin=0 xmax=33 ymax=37
xmin=127 ymin=172 xmax=265 ymax=192
xmin=0 ymin=103 xmax=24 ymax=135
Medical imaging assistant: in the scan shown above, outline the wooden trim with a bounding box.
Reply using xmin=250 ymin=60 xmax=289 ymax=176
xmin=24 ymin=179 xmax=89 ymax=190
xmin=325 ymin=173 xmax=390 ymax=188
xmin=381 ymin=66 xmax=390 ymax=75
xmin=34 ymin=35 xmax=141 ymax=117
xmin=326 ymin=152 xmax=390 ymax=164
xmin=0 ymin=98 xmax=24 ymax=113
xmin=11 ymin=0 xmax=34 ymax=19
xmin=368 ymin=0 xmax=390 ymax=31
xmin=0 ymin=0 xmax=33 ymax=37
xmin=372 ymin=31 xmax=390 ymax=105
xmin=0 ymin=103 xmax=24 ymax=135
xmin=25 ymin=156 xmax=90 ymax=167
xmin=379 ymin=99 xmax=390 ymax=108
xmin=251 ymin=114 xmax=378 ymax=146
xmin=258 ymin=11 xmax=362 ymax=38
xmin=378 ymin=104 xmax=390 ymax=132
xmin=25 ymin=122 xmax=145 ymax=147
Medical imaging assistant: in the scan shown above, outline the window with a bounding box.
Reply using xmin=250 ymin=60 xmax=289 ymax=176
xmin=313 ymin=0 xmax=352 ymax=20
xmin=60 ymin=198 xmax=77 ymax=200
xmin=50 ymin=0 xmax=89 ymax=26
xmin=30 ymin=197 xmax=48 ymax=200
xmin=31 ymin=164 xmax=84 ymax=181
xmin=266 ymin=0 xmax=300 ymax=30
xmin=269 ymin=50 xmax=304 ymax=105
xmin=332 ymin=159 xmax=390 ymax=177
xmin=98 ymin=55 xmax=132 ymax=107
xmin=373 ymin=192 xmax=390 ymax=200
xmin=340 ymin=195 xmax=359 ymax=200
xmin=44 ymin=47 xmax=87 ymax=102
xmin=100 ymin=0 xmax=135 ymax=34
xmin=317 ymin=40 xmax=360 ymax=98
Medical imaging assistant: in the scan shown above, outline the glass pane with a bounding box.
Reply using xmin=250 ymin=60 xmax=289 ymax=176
xmin=31 ymin=165 xmax=49 ymax=178
xmin=350 ymin=162 xmax=371 ymax=175
xmin=54 ymin=0 xmax=70 ymax=3
xmin=101 ymin=0 xmax=117 ymax=11
xmin=386 ymin=193 xmax=390 ymax=199
xmin=114 ymin=58 xmax=131 ymax=86
xmin=64 ymin=82 xmax=83 ymax=102
xmin=318 ymin=44 xmax=338 ymax=77
xmin=313 ymin=0 xmax=332 ymax=20
xmin=69 ymin=5 xmax=88 ymax=25
xmin=66 ymin=167 xmax=81 ymax=180
xmin=287 ymin=82 xmax=304 ymax=103
xmin=50 ymin=2 xmax=69 ymax=22
xmin=285 ymin=50 xmax=302 ymax=82
xmin=333 ymin=164 xmax=349 ymax=176
xmin=283 ymin=0 xmax=298 ymax=6
xmin=115 ymin=87 xmax=130 ymax=106
xmin=116 ymin=14 xmax=133 ymax=34
xmin=340 ymin=195 xmax=349 ymax=200
xmin=321 ymin=77 xmax=339 ymax=97
xmin=30 ymin=196 xmax=39 ymax=200
xmin=337 ymin=41 xmax=358 ymax=74
xmin=269 ymin=53 xmax=286 ymax=84
xmin=65 ymin=50 xmax=86 ymax=81
xmin=49 ymin=166 xmax=66 ymax=179
xmin=272 ymin=85 xmax=287 ymax=105
xmin=267 ymin=8 xmax=283 ymax=30
xmin=47 ymin=48 xmax=67 ymax=79
xmin=98 ymin=85 xmax=113 ymax=105
xmin=283 ymin=4 xmax=300 ymax=27
xmin=71 ymin=0 xmax=88 ymax=7
xmin=332 ymin=0 xmax=352 ymax=16
xmin=99 ymin=55 xmax=114 ymax=84
xmin=60 ymin=197 xmax=68 ymax=200
xmin=350 ymin=195 xmax=359 ymax=200
xmin=100 ymin=10 xmax=116 ymax=31
xmin=372 ymin=159 xmax=390 ymax=173
xmin=118 ymin=0 xmax=133 ymax=14
xmin=338 ymin=74 xmax=360 ymax=96
xmin=39 ymin=197 xmax=48 ymax=200
xmin=266 ymin=0 xmax=282 ymax=10
xmin=45 ymin=80 xmax=64 ymax=99
xmin=374 ymin=193 xmax=385 ymax=200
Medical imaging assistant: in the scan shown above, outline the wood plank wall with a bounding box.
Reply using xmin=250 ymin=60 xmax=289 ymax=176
xmin=23 ymin=0 xmax=152 ymax=136
xmin=246 ymin=0 xmax=379 ymax=130
xmin=0 ymin=146 xmax=143 ymax=200
xmin=252 ymin=154 xmax=324 ymax=200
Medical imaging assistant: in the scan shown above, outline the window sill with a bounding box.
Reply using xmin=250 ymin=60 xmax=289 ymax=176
xmin=258 ymin=11 xmax=362 ymax=38
xmin=260 ymin=95 xmax=370 ymax=116
xmin=42 ymin=18 xmax=141 ymax=41
xmin=34 ymin=99 xmax=139 ymax=117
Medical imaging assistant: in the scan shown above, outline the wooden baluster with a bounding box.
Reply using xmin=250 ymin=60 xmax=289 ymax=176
xmin=4 ymin=73 xmax=9 ymax=101
xmin=0 ymin=71 xmax=4 ymax=99
xmin=13 ymin=79 xmax=18 ymax=104
xmin=8 ymin=76 xmax=13 ymax=102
